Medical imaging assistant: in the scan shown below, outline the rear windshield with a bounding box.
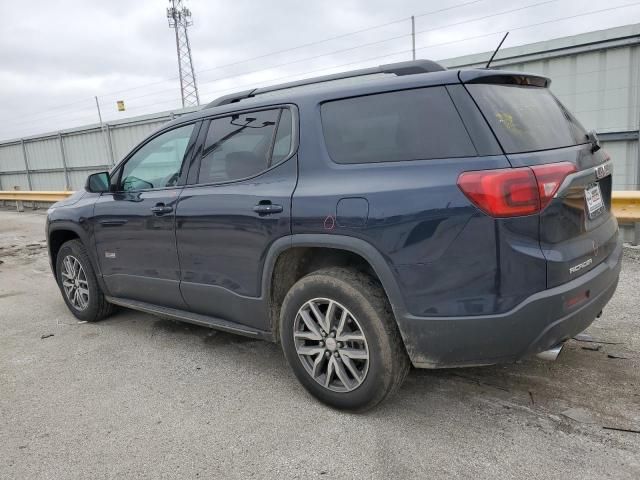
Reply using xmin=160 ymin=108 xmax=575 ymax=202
xmin=321 ymin=87 xmax=476 ymax=164
xmin=467 ymin=84 xmax=588 ymax=153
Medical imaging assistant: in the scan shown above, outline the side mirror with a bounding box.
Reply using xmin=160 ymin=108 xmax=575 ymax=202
xmin=587 ymin=130 xmax=601 ymax=153
xmin=85 ymin=172 xmax=111 ymax=193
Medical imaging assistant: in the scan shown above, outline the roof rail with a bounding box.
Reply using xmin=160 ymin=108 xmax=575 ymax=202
xmin=205 ymin=59 xmax=446 ymax=108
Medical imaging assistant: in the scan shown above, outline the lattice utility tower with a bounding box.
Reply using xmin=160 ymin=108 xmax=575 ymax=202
xmin=167 ymin=0 xmax=200 ymax=107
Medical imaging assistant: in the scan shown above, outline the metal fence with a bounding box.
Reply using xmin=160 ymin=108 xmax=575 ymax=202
xmin=0 ymin=107 xmax=198 ymax=192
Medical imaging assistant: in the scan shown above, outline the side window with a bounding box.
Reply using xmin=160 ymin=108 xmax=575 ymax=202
xmin=321 ymin=87 xmax=476 ymax=164
xmin=120 ymin=124 xmax=195 ymax=191
xmin=197 ymin=109 xmax=290 ymax=184
xmin=271 ymin=108 xmax=293 ymax=165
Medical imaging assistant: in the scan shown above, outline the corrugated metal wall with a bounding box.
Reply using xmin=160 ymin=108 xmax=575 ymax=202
xmin=1 ymin=25 xmax=639 ymax=191
xmin=109 ymin=120 xmax=168 ymax=160
xmin=0 ymin=109 xmax=196 ymax=191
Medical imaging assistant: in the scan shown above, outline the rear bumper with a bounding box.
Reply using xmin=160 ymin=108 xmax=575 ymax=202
xmin=399 ymin=237 xmax=622 ymax=368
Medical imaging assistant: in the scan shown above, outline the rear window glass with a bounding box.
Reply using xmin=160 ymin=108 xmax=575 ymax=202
xmin=467 ymin=84 xmax=588 ymax=153
xmin=321 ymin=87 xmax=476 ymax=164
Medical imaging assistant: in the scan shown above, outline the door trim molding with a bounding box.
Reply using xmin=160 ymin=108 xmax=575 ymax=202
xmin=106 ymin=296 xmax=272 ymax=341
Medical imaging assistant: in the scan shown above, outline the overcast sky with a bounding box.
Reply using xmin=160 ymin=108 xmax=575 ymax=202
xmin=0 ymin=0 xmax=638 ymax=141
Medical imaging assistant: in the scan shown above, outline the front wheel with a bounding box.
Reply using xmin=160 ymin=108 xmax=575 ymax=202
xmin=279 ymin=267 xmax=410 ymax=412
xmin=55 ymin=239 xmax=114 ymax=322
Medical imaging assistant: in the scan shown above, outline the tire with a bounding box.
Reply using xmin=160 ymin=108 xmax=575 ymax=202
xmin=55 ymin=239 xmax=114 ymax=322
xmin=279 ymin=267 xmax=410 ymax=412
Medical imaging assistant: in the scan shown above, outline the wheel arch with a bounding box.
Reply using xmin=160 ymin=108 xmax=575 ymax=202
xmin=262 ymin=234 xmax=407 ymax=338
xmin=48 ymin=225 xmax=82 ymax=274
xmin=48 ymin=222 xmax=108 ymax=293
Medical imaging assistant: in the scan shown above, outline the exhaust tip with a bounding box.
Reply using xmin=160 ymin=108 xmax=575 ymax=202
xmin=536 ymin=343 xmax=564 ymax=361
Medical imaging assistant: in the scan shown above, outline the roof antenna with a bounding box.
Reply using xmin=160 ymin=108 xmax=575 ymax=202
xmin=485 ymin=32 xmax=509 ymax=69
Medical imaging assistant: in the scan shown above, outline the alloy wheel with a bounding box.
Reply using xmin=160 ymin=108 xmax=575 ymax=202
xmin=293 ymin=298 xmax=369 ymax=392
xmin=61 ymin=255 xmax=90 ymax=311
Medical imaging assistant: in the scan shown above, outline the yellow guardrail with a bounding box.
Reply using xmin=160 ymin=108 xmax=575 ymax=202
xmin=611 ymin=191 xmax=640 ymax=224
xmin=1 ymin=190 xmax=639 ymax=223
xmin=0 ymin=190 xmax=74 ymax=202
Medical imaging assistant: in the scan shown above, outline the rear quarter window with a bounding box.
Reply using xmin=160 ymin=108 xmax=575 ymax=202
xmin=321 ymin=87 xmax=477 ymax=164
xmin=467 ymin=84 xmax=588 ymax=153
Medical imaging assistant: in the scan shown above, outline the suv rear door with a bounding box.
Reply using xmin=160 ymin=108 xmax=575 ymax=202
xmin=464 ymin=73 xmax=618 ymax=288
xmin=175 ymin=106 xmax=297 ymax=330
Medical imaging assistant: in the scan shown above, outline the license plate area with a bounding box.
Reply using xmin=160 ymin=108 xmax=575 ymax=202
xmin=585 ymin=182 xmax=604 ymax=219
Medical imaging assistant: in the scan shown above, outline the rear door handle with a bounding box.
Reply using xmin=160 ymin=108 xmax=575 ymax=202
xmin=253 ymin=202 xmax=283 ymax=215
xmin=150 ymin=204 xmax=173 ymax=215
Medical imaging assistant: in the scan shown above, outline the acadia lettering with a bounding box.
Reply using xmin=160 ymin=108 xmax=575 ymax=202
xmin=569 ymin=258 xmax=593 ymax=274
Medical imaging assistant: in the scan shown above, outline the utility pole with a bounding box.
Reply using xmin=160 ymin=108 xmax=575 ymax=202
xmin=167 ymin=0 xmax=200 ymax=107
xmin=411 ymin=16 xmax=416 ymax=61
xmin=94 ymin=96 xmax=103 ymax=124
xmin=94 ymin=96 xmax=112 ymax=166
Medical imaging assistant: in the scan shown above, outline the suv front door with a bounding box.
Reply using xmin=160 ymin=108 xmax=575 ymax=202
xmin=175 ymin=107 xmax=297 ymax=330
xmin=92 ymin=122 xmax=199 ymax=308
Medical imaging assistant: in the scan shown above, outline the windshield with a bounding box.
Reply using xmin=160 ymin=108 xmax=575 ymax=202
xmin=467 ymin=84 xmax=588 ymax=154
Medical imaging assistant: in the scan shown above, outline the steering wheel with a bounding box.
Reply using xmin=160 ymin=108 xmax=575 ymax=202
xmin=164 ymin=172 xmax=180 ymax=187
xmin=122 ymin=175 xmax=153 ymax=191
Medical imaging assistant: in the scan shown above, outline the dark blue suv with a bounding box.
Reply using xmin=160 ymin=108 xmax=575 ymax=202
xmin=47 ymin=60 xmax=621 ymax=411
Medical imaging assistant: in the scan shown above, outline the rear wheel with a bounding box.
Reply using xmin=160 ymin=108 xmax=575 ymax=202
xmin=279 ymin=267 xmax=409 ymax=412
xmin=55 ymin=239 xmax=114 ymax=322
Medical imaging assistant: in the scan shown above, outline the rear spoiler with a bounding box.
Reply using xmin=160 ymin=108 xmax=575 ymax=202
xmin=458 ymin=70 xmax=550 ymax=88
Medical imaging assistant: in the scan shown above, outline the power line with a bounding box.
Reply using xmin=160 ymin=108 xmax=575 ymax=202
xmin=413 ymin=1 xmax=640 ymax=54
xmin=2 ymin=1 xmax=639 ymax=137
xmin=92 ymin=0 xmax=640 ymax=109
xmin=97 ymin=0 xmax=485 ymax=100
xmin=164 ymin=0 xmax=638 ymax=105
xmin=6 ymin=98 xmax=97 ymax=124
xmin=4 ymin=104 xmax=98 ymax=128
xmin=80 ymin=0 xmax=640 ymax=110
xmin=188 ymin=0 xmax=485 ymax=78
xmin=414 ymin=0 xmax=556 ymax=39
xmin=9 ymin=0 xmax=639 ymax=131
xmin=57 ymin=0 xmax=557 ymax=112
xmin=5 ymin=0 xmax=485 ymax=123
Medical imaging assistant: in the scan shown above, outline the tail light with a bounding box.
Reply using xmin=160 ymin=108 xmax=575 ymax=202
xmin=457 ymin=162 xmax=576 ymax=218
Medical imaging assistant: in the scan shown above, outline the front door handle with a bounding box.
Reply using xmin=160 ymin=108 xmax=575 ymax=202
xmin=99 ymin=219 xmax=128 ymax=226
xmin=150 ymin=203 xmax=173 ymax=215
xmin=253 ymin=202 xmax=283 ymax=215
